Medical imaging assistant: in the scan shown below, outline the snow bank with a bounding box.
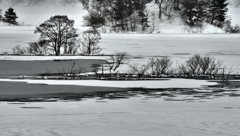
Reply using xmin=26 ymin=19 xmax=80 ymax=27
xmin=0 ymin=79 xmax=217 ymax=89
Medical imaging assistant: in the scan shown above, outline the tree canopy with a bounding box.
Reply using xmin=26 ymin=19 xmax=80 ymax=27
xmin=4 ymin=7 xmax=18 ymax=25
xmin=34 ymin=15 xmax=79 ymax=56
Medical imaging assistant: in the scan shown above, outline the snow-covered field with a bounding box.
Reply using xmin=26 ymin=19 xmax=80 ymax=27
xmin=0 ymin=95 xmax=240 ymax=136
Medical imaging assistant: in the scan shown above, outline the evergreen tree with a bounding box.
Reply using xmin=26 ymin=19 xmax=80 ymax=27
xmin=181 ymin=0 xmax=198 ymax=26
xmin=4 ymin=7 xmax=18 ymax=25
xmin=206 ymin=0 xmax=228 ymax=27
xmin=112 ymin=0 xmax=127 ymax=31
xmin=181 ymin=0 xmax=207 ymax=26
xmin=137 ymin=0 xmax=148 ymax=31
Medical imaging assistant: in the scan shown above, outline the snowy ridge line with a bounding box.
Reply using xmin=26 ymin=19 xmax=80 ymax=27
xmin=0 ymin=79 xmax=218 ymax=89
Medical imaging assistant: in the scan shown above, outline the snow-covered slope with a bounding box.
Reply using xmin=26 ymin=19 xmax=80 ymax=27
xmin=143 ymin=1 xmax=236 ymax=34
xmin=0 ymin=0 xmax=238 ymax=32
xmin=0 ymin=0 xmax=81 ymax=7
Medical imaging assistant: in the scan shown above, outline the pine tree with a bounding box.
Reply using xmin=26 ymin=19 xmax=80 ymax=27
xmin=181 ymin=0 xmax=207 ymax=26
xmin=4 ymin=7 xmax=18 ymax=25
xmin=206 ymin=0 xmax=228 ymax=27
xmin=181 ymin=0 xmax=198 ymax=26
xmin=112 ymin=0 xmax=127 ymax=31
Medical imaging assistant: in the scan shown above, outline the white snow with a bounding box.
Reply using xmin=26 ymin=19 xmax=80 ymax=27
xmin=0 ymin=78 xmax=217 ymax=89
xmin=227 ymin=6 xmax=240 ymax=26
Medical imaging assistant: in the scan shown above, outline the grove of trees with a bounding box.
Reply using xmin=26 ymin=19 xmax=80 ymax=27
xmin=79 ymin=0 xmax=231 ymax=32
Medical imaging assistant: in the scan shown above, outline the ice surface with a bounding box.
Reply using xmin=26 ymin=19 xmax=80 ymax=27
xmin=0 ymin=96 xmax=240 ymax=136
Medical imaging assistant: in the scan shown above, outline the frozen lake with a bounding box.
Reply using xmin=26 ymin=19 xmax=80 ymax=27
xmin=0 ymin=93 xmax=240 ymax=136
xmin=0 ymin=26 xmax=240 ymax=73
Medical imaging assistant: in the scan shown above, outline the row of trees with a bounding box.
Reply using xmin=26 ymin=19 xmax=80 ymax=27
xmin=0 ymin=7 xmax=18 ymax=25
xmin=5 ymin=15 xmax=102 ymax=56
xmin=94 ymin=53 xmax=232 ymax=82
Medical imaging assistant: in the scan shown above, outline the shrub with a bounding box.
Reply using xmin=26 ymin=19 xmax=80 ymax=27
xmin=12 ymin=45 xmax=28 ymax=55
xmin=149 ymin=56 xmax=173 ymax=76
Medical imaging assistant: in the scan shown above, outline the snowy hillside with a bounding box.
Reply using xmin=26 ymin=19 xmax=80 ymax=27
xmin=139 ymin=0 xmax=239 ymax=34
xmin=95 ymin=0 xmax=239 ymax=34
xmin=144 ymin=1 xmax=225 ymax=34
xmin=0 ymin=0 xmax=81 ymax=7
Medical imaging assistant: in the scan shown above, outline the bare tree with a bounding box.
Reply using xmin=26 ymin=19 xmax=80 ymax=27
xmin=80 ymin=29 xmax=102 ymax=55
xmin=155 ymin=0 xmax=165 ymax=19
xmin=150 ymin=12 xmax=157 ymax=33
xmin=153 ymin=56 xmax=173 ymax=76
xmin=106 ymin=52 xmax=129 ymax=75
xmin=59 ymin=62 xmax=86 ymax=79
xmin=128 ymin=63 xmax=151 ymax=79
xmin=148 ymin=57 xmax=157 ymax=75
xmin=34 ymin=15 xmax=79 ymax=56
xmin=199 ymin=56 xmax=212 ymax=75
xmin=186 ymin=54 xmax=201 ymax=75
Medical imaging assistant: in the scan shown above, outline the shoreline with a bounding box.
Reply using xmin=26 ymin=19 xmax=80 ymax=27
xmin=1 ymin=78 xmax=239 ymax=102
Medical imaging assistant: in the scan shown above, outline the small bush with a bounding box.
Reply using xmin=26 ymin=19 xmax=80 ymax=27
xmin=12 ymin=45 xmax=28 ymax=55
xmin=150 ymin=56 xmax=173 ymax=76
